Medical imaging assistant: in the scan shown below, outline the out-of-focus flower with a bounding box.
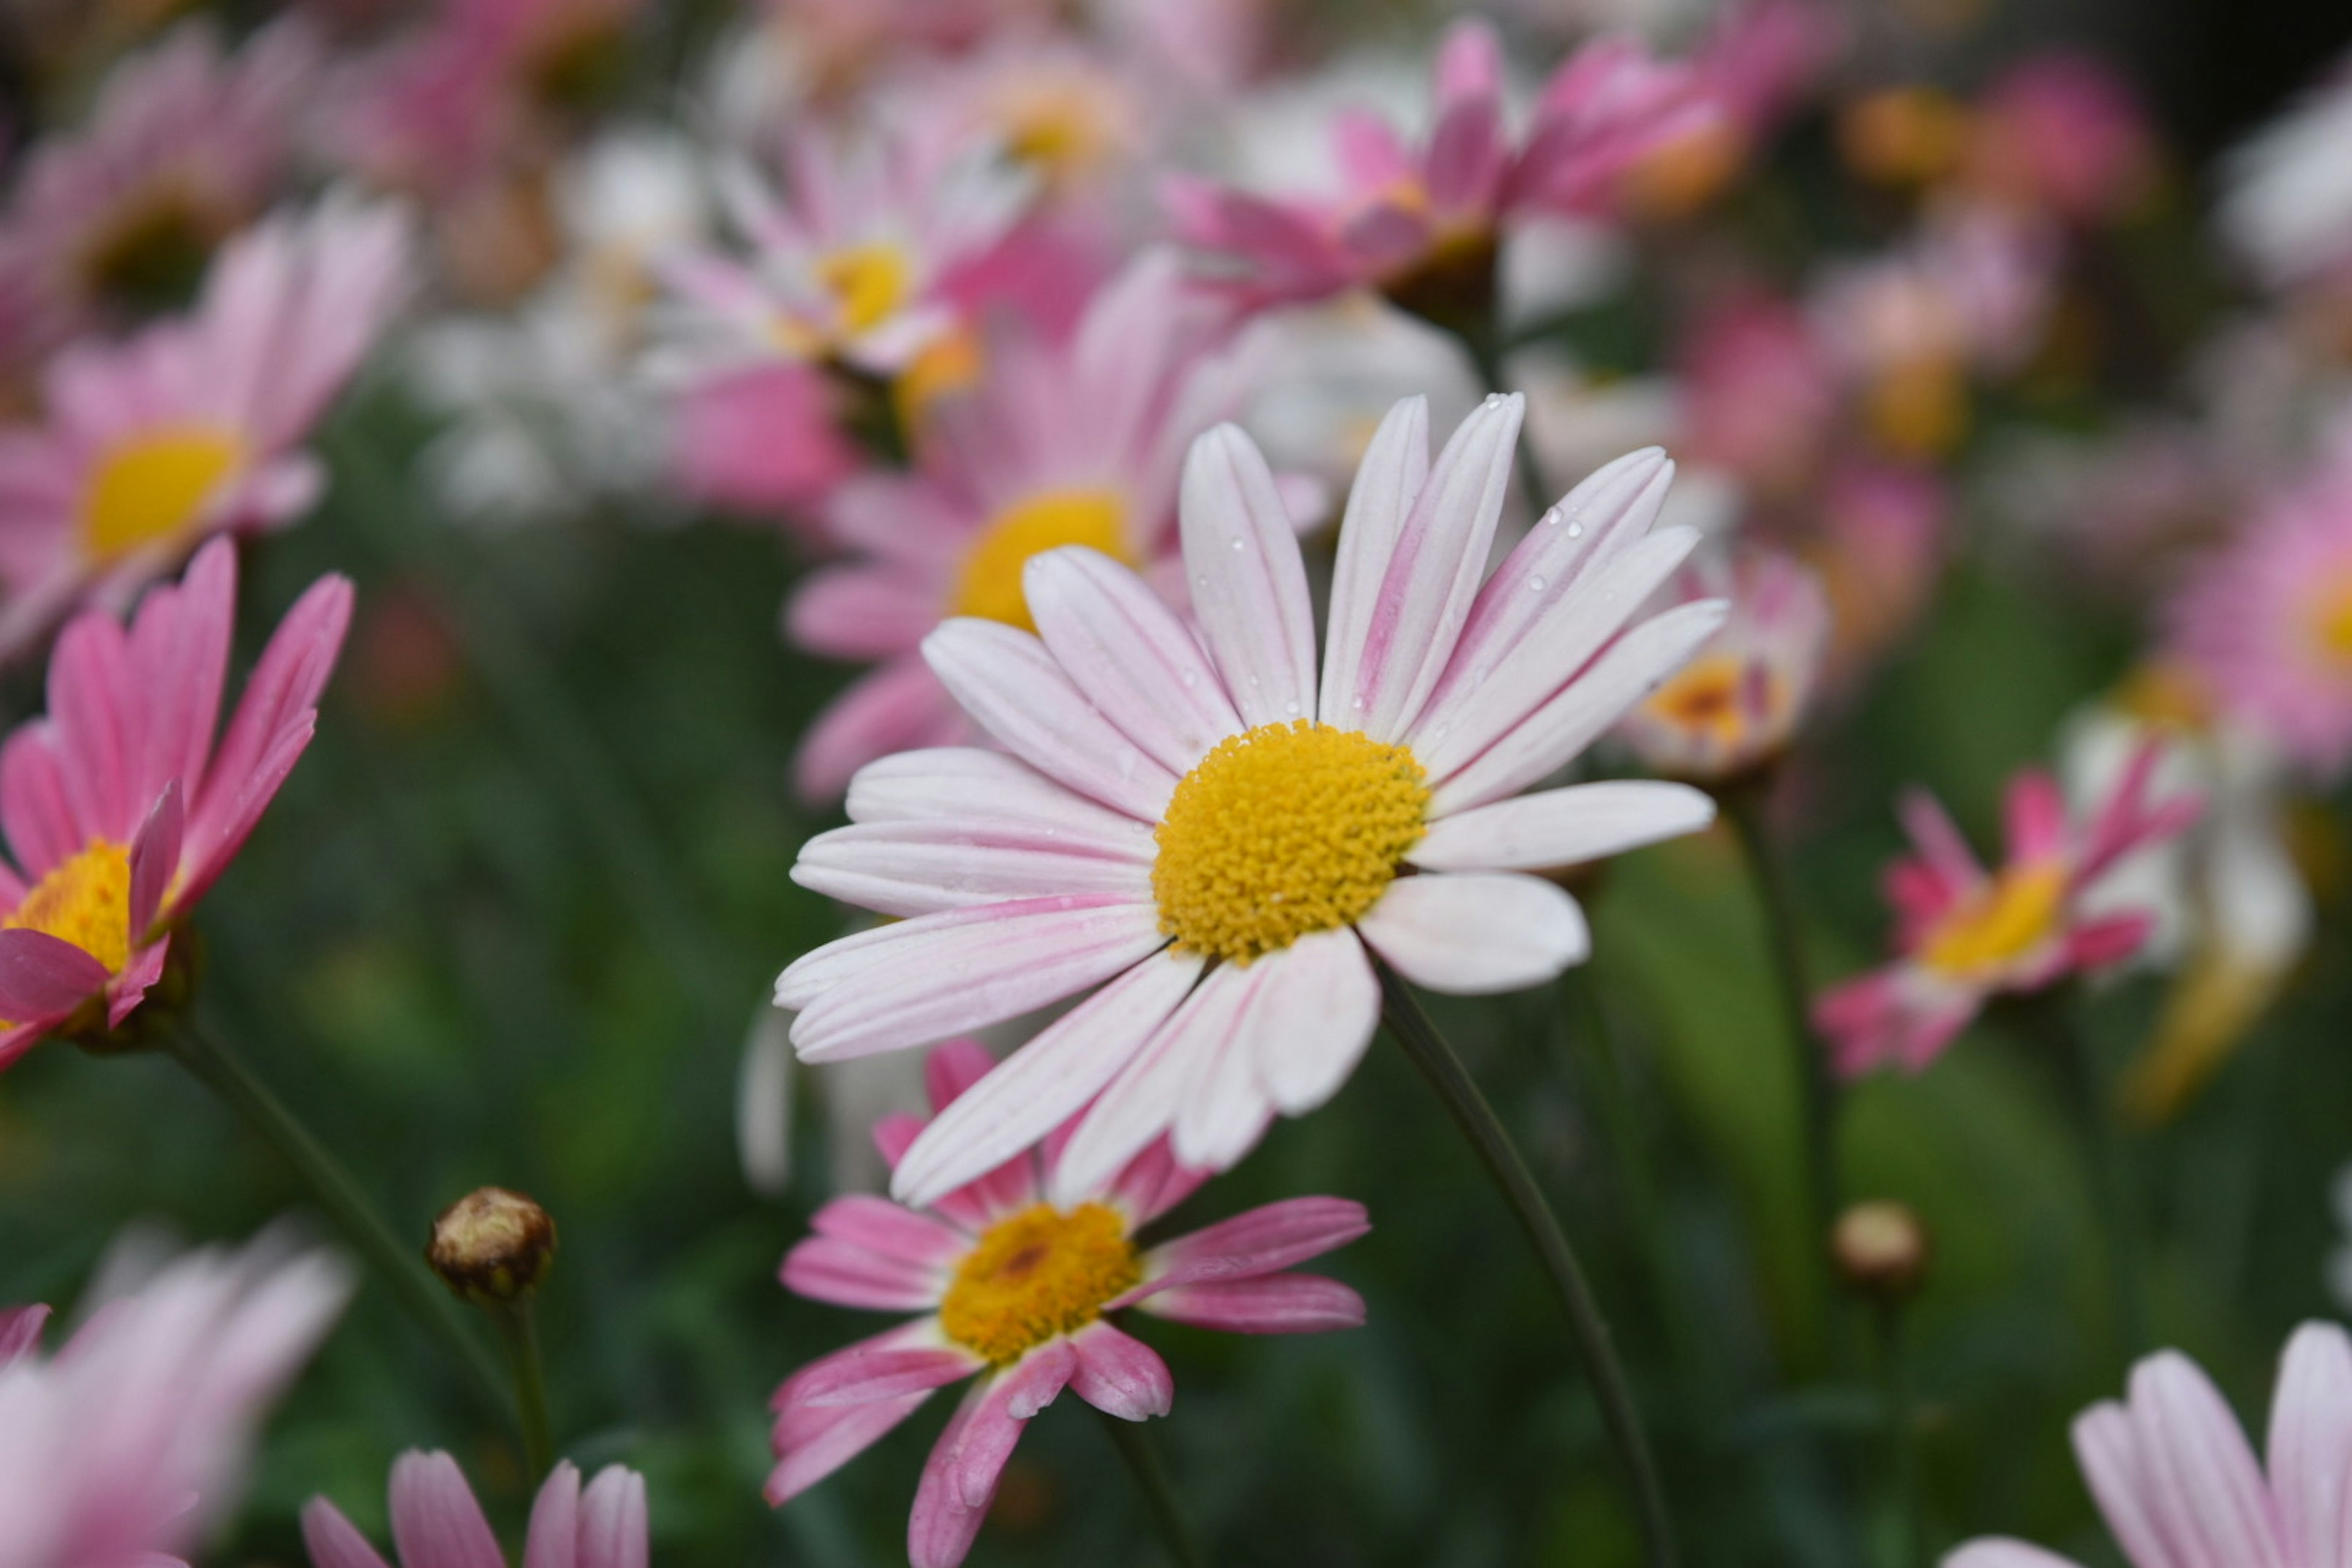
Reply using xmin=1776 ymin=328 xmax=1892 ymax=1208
xmin=0 ymin=538 xmax=352 ymax=1069
xmin=740 ymin=995 xmax=931 ymax=1198
xmin=2329 ymin=1166 xmax=2352 ymax=1313
xmin=767 ymin=1039 xmax=1366 ymax=1568
xmin=1624 ymin=0 xmax=1844 ymax=217
xmin=1676 ymin=288 xmax=1837 ymax=497
xmin=2164 ymin=432 xmax=2352 ymax=777
xmin=2060 ymin=673 xmax=2313 ymax=1121
xmin=0 ymin=19 xmax=318 ymax=368
xmin=1238 ymin=295 xmax=1483 ymax=494
xmin=893 ymin=38 xmax=1153 ymax=211
xmin=1838 ymin=85 xmax=1973 ymax=192
xmin=785 ymin=251 xmax=1257 ymax=801
xmin=1167 ymin=20 xmax=1710 ymax=320
xmin=1618 ymin=543 xmax=1830 ymax=783
xmin=1806 ymin=459 xmax=1947 ymax=680
xmin=303 ymin=1451 xmax=648 ymax=1568
xmin=748 ymin=0 xmax=1063 ymax=106
xmin=2218 ymin=54 xmax=2352 ymax=293
xmin=1814 ymin=740 xmax=2199 ymax=1078
xmin=1946 ymin=1322 xmax=2352 ymax=1568
xmin=0 ymin=1230 xmax=350 ymax=1568
xmin=778 ymin=398 xmax=1720 ymax=1205
xmin=667 ymin=361 xmax=862 ymax=524
xmin=0 ymin=195 xmax=410 ymax=652
xmin=1962 ymin=53 xmax=2156 ymax=225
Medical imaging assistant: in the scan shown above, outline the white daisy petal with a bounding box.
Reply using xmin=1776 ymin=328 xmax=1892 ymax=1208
xmin=891 ymin=951 xmax=1205 ymax=1208
xmin=846 ymin=748 xmax=1150 ymax=852
xmin=1050 ymin=963 xmax=1251 ymax=1205
xmin=1319 ymin=396 xmax=1431 ymax=729
xmin=793 ymin=821 xmax=1155 ymax=916
xmin=1175 ymin=998 xmax=1278 ymax=1174
xmin=924 ymin=619 xmax=1178 ymax=821
xmin=1430 ymin=597 xmax=1727 ymax=815
xmin=1178 ymin=424 xmax=1317 ymax=728
xmin=1249 ymin=926 xmax=1382 ymax=1116
xmin=1410 ymin=780 xmax=1716 ymax=872
xmin=1024 ymin=546 xmax=1243 ymax=774
xmin=1356 ymin=873 xmax=1591 ymax=993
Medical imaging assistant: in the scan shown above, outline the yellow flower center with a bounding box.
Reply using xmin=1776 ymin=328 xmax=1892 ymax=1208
xmin=817 ymin=242 xmax=911 ymax=338
xmin=81 ymin=426 xmax=244 ymax=565
xmin=1920 ymin=862 xmax=2067 ymax=980
xmin=1153 ymin=720 xmax=1430 ymax=965
xmin=1643 ymin=653 xmax=1778 ymax=748
xmin=950 ymin=489 xmax=1129 ymax=632
xmin=2310 ymin=578 xmax=2352 ymax=668
xmin=937 ymin=1202 xmax=1141 ymax=1364
xmin=1863 ymin=358 xmax=1970 ymax=461
xmin=6 ymin=839 xmax=133 ymax=976
xmin=891 ymin=325 xmax=983 ymax=440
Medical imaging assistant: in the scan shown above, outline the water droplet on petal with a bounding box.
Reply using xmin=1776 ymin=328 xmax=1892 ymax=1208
xmin=1566 ymin=522 xmax=1584 ymax=538
xmin=1284 ymin=698 xmax=1300 ymax=715
xmin=1351 ymin=695 xmax=1368 ymax=712
xmin=1527 ymin=575 xmax=1547 ymax=592
xmin=1229 ymin=537 xmax=1246 ymax=552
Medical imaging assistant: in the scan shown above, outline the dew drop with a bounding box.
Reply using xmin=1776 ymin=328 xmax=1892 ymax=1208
xmin=1195 ymin=575 xmax=1211 ymax=589
xmin=1566 ymin=522 xmax=1584 ymax=538
xmin=1351 ymin=695 xmax=1368 ymax=712
xmin=1527 ymin=575 xmax=1547 ymax=593
xmin=1284 ymin=698 xmax=1301 ymax=715
xmin=1229 ymin=537 xmax=1247 ymax=552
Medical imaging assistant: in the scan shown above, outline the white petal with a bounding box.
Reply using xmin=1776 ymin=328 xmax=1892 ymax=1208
xmin=846 ymin=748 xmax=1150 ymax=852
xmin=1178 ymin=424 xmax=1317 ymax=729
xmin=1411 ymin=780 xmax=1715 ymax=872
xmin=1355 ymin=873 xmax=1589 ymax=994
xmin=2073 ymin=1403 xmax=2190 ymax=1568
xmin=891 ymin=951 xmax=1205 ymax=1208
xmin=1050 ymin=961 xmax=1246 ymax=1205
xmin=1024 ymin=547 xmax=1242 ymax=774
xmin=1319 ymin=397 xmax=1430 ymax=728
xmin=1174 ymin=997 xmax=1277 ymax=1174
xmin=2267 ymin=1322 xmax=2352 ymax=1568
xmin=923 ymin=619 xmax=1177 ymax=821
xmin=1250 ymin=926 xmax=1381 ymax=1115
xmin=793 ymin=821 xmax=1153 ymax=916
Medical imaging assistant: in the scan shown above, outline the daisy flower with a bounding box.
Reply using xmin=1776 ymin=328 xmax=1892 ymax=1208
xmin=769 ymin=1039 xmax=1366 ymax=1568
xmin=778 ymin=393 xmax=1723 ymax=1207
xmin=1616 ymin=543 xmax=1830 ymax=784
xmin=304 ymin=1452 xmax=648 ymax=1568
xmin=0 ymin=536 xmax=352 ymax=1070
xmin=1166 ymin=19 xmax=1711 ymax=315
xmin=786 ymin=249 xmax=1258 ymax=801
xmin=1962 ymin=53 xmax=2156 ymax=225
xmin=0 ymin=18 xmax=318 ymax=364
xmin=0 ymin=1229 xmax=350 ymax=1568
xmin=0 ymin=194 xmax=410 ymax=655
xmin=1812 ymin=741 xmax=2200 ymax=1078
xmin=1624 ymin=0 xmax=1844 ymax=217
xmin=2218 ymin=52 xmax=2352 ymax=292
xmin=1948 ymin=1322 xmax=2352 ymax=1568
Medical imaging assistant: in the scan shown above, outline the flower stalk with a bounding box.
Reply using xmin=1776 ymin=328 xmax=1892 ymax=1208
xmin=2019 ymin=992 xmax=2151 ymax=1360
xmin=1095 ymin=1405 xmax=1208 ymax=1568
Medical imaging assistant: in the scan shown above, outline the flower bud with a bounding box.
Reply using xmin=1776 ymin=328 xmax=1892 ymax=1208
xmin=1831 ymin=1200 xmax=1931 ymax=1305
xmin=428 ymin=1187 xmax=556 ymax=1306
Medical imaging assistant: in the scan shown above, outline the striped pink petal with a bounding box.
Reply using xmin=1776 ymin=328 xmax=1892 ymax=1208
xmin=388 ymin=1452 xmax=504 ymax=1568
xmin=301 ymin=1501 xmax=394 ymax=1568
xmin=1068 ymin=1321 xmax=1175 ymax=1421
xmin=1410 ymin=780 xmax=1714 ymax=872
xmin=1128 ymin=1197 xmax=1370 ymax=1298
xmin=1177 ymin=424 xmax=1317 ymax=729
xmin=1134 ymin=1274 xmax=1368 ymax=1334
xmin=767 ymin=1389 xmax=936 ymax=1505
xmin=1024 ymin=547 xmax=1242 ymax=774
xmin=792 ymin=821 xmax=1153 ymax=918
xmin=1320 ymin=398 xmax=1432 ymax=728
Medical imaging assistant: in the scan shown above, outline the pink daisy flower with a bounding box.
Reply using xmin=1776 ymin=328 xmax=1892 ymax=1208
xmin=0 ymin=194 xmax=409 ymax=655
xmin=1616 ymin=543 xmax=1830 ymax=783
xmin=2163 ymin=435 xmax=2352 ymax=777
xmin=769 ymin=1039 xmax=1367 ymax=1568
xmin=0 ymin=536 xmax=352 ymax=1071
xmin=303 ymin=1452 xmax=649 ymax=1568
xmin=778 ymin=394 xmax=1723 ymax=1208
xmin=0 ymin=1231 xmax=350 ymax=1568
xmin=786 ymin=251 xmax=1255 ymax=802
xmin=0 ymin=18 xmax=318 ymax=366
xmin=1812 ymin=741 xmax=2199 ymax=1078
xmin=1622 ymin=0 xmax=1844 ymax=216
xmin=1166 ymin=20 xmax=1711 ymax=312
xmin=1964 ymin=53 xmax=2157 ymax=225
xmin=1948 ymin=1322 xmax=2352 ymax=1568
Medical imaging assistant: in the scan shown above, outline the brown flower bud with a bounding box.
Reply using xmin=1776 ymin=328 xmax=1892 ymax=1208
xmin=428 ymin=1187 xmax=556 ymax=1305
xmin=1831 ymin=1200 xmax=1931 ymax=1305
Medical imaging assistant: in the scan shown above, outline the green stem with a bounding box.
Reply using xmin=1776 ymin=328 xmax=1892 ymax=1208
xmin=1094 ymin=1407 xmax=1208 ymax=1568
xmin=165 ymin=1023 xmax=510 ymax=1408
xmin=1877 ymin=1305 xmax=1924 ymax=1568
xmin=499 ymin=1300 xmax=556 ymax=1482
xmin=1378 ymin=965 xmax=1678 ymax=1568
xmin=2030 ymin=998 xmax=2151 ymax=1360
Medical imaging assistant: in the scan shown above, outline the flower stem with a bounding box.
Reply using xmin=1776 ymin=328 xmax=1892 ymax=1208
xmin=1876 ymin=1303 xmax=1925 ymax=1568
xmin=2030 ymin=997 xmax=2151 ymax=1360
xmin=164 ymin=1022 xmax=510 ymax=1411
xmin=1455 ymin=323 xmax=1555 ymax=526
xmin=1094 ymin=1407 xmax=1208 ymax=1568
xmin=497 ymin=1299 xmax=557 ymax=1482
xmin=1377 ymin=963 xmax=1679 ymax=1568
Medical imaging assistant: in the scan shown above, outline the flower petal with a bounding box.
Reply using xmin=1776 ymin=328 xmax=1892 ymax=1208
xmin=2073 ymin=1401 xmax=2190 ymax=1568
xmin=779 ymin=1236 xmax=946 ymax=1312
xmin=1320 ymin=398 xmax=1431 ymax=729
xmin=812 ymin=1195 xmax=970 ymax=1269
xmin=0 ymin=1303 xmax=50 ymax=1366
xmin=0 ymin=927 xmax=111 ymax=1020
xmin=522 ymin=1464 xmax=581 ymax=1568
xmin=767 ymin=1389 xmax=936 ymax=1506
xmin=1129 ymin=1197 xmax=1370 ymax=1299
xmin=1025 ymin=548 xmax=1243 ymax=774
xmin=2127 ymin=1350 xmax=2286 ymax=1568
xmin=793 ymin=821 xmax=1153 ymax=918
xmin=301 ymin=1501 xmax=394 ymax=1568
xmin=388 ymin=1452 xmax=505 ymax=1568
xmin=1178 ymin=424 xmax=1317 ymax=729
xmin=1355 ymin=873 xmax=1589 ymax=993
xmin=1133 ymin=1273 xmax=1368 ymax=1334
xmin=2266 ymin=1321 xmax=2352 ymax=1568
xmin=573 ymin=1466 xmax=649 ymax=1568
xmin=1251 ymin=925 xmax=1381 ymax=1117
xmin=1068 ymin=1321 xmax=1175 ymax=1420
xmin=1940 ymin=1544 xmax=2087 ymax=1568
xmin=1050 ymin=958 xmax=1248 ymax=1205
xmin=846 ymin=748 xmax=1151 ymax=856
xmin=1409 ymin=780 xmax=1715 ymax=872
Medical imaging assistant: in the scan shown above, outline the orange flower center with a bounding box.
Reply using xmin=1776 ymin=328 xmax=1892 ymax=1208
xmin=81 ymin=426 xmax=245 ymax=565
xmin=1920 ymin=862 xmax=2066 ymax=979
xmin=938 ymin=1202 xmax=1141 ymax=1363
xmin=950 ymin=489 xmax=1130 ymax=633
xmin=6 ymin=839 xmax=134 ymax=976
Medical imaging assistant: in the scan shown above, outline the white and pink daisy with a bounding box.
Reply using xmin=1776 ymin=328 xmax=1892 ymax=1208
xmin=1616 ymin=543 xmax=1830 ymax=783
xmin=1166 ymin=20 xmax=1711 ymax=313
xmin=1948 ymin=1322 xmax=2352 ymax=1568
xmin=2218 ymin=52 xmax=2352 ymax=293
xmin=0 ymin=18 xmax=318 ymax=365
xmin=1813 ymin=742 xmax=2200 ymax=1079
xmin=304 ymin=1452 xmax=649 ymax=1568
xmin=0 ymin=194 xmax=410 ymax=654
xmin=769 ymin=1039 xmax=1366 ymax=1568
xmin=1623 ymin=0 xmax=1844 ymax=216
xmin=786 ymin=250 xmax=1257 ymax=801
xmin=0 ymin=536 xmax=352 ymax=1070
xmin=778 ymin=393 xmax=1723 ymax=1207
xmin=0 ymin=1229 xmax=350 ymax=1568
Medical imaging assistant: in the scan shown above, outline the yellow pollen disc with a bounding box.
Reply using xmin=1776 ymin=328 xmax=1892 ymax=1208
xmin=1920 ymin=861 xmax=2066 ymax=980
xmin=1153 ymin=720 xmax=1430 ymax=965
xmin=1863 ymin=358 xmax=1970 ymax=461
xmin=938 ymin=1202 xmax=1141 ymax=1364
xmin=1645 ymin=653 xmax=1770 ymax=747
xmin=81 ymin=426 xmax=244 ymax=565
xmin=2312 ymin=579 xmax=2352 ymax=667
xmin=891 ymin=326 xmax=983 ymax=440
xmin=816 ymin=242 xmax=911 ymax=338
xmin=6 ymin=839 xmax=134 ymax=976
xmin=950 ymin=489 xmax=1129 ymax=632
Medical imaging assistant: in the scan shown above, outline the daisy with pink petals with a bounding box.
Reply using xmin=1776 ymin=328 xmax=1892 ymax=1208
xmin=0 ymin=194 xmax=410 ymax=655
xmin=304 ymin=1451 xmax=648 ymax=1568
xmin=1813 ymin=741 xmax=2200 ymax=1078
xmin=770 ymin=1039 xmax=1366 ymax=1568
xmin=1167 ymin=19 xmax=1711 ymax=315
xmin=787 ymin=250 xmax=1256 ymax=801
xmin=778 ymin=393 xmax=1723 ymax=1208
xmin=0 ymin=1229 xmax=350 ymax=1568
xmin=1948 ymin=1321 xmax=2352 ymax=1568
xmin=0 ymin=535 xmax=351 ymax=1070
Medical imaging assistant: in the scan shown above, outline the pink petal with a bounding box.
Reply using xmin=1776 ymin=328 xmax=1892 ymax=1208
xmin=1068 ymin=1321 xmax=1174 ymax=1420
xmin=786 ymin=1337 xmax=982 ymax=1409
xmin=1024 ymin=547 xmax=1243 ymax=774
xmin=129 ymin=779 xmax=184 ymax=938
xmin=767 ymin=1389 xmax=936 ymax=1505
xmin=1410 ymin=780 xmax=1714 ymax=872
xmin=1098 ymin=1140 xmax=1211 ymax=1228
xmin=1941 ymin=1544 xmax=2087 ymax=1568
xmin=2065 ymin=913 xmax=2156 ymax=972
xmin=1355 ymin=873 xmax=1589 ymax=993
xmin=301 ymin=1500 xmax=394 ymax=1568
xmin=787 ymin=567 xmax=941 ymax=662
xmin=1320 ymin=398 xmax=1432 ymax=729
xmin=1435 ymin=17 xmax=1504 ymax=99
xmin=2003 ymin=769 xmax=2070 ymax=865
xmin=1177 ymin=424 xmax=1317 ymax=729
xmin=573 ymin=1466 xmax=649 ymax=1568
xmin=1128 ymin=1197 xmax=1370 ymax=1298
xmin=388 ymin=1452 xmax=505 ymax=1568
xmin=0 ymin=726 xmax=78 ymax=883
xmin=44 ymin=609 xmax=135 ymax=842
xmin=2072 ymin=1401 xmax=2192 ymax=1568
xmin=1134 ymin=1273 xmax=1368 ymax=1334
xmin=907 ymin=1348 xmax=1080 ymax=1565
xmin=0 ymin=1302 xmax=48 ymax=1365
xmin=2267 ymin=1322 xmax=2352 ymax=1568
xmin=522 ymin=1464 xmax=582 ymax=1568
xmin=0 ymin=927 xmax=111 ymax=1019
xmin=921 ymin=1039 xmax=1042 ymax=1225
xmin=845 ymin=748 xmax=1147 ymax=853
xmin=2126 ymin=1351 xmax=2288 ymax=1568
xmin=812 ymin=1195 xmax=970 ymax=1269
xmin=793 ymin=821 xmax=1153 ymax=918
xmin=127 ymin=535 xmax=233 ymax=821
xmin=1049 ymin=959 xmax=1249 ymax=1205
xmin=776 ymin=894 xmax=1139 ymax=1011
xmin=1899 ymin=788 xmax=1985 ymax=891
xmin=1423 ymin=96 xmax=1507 ymax=216
xmin=794 ymin=658 xmax=963 ymax=807
xmin=779 ymin=1235 xmax=946 ymax=1312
